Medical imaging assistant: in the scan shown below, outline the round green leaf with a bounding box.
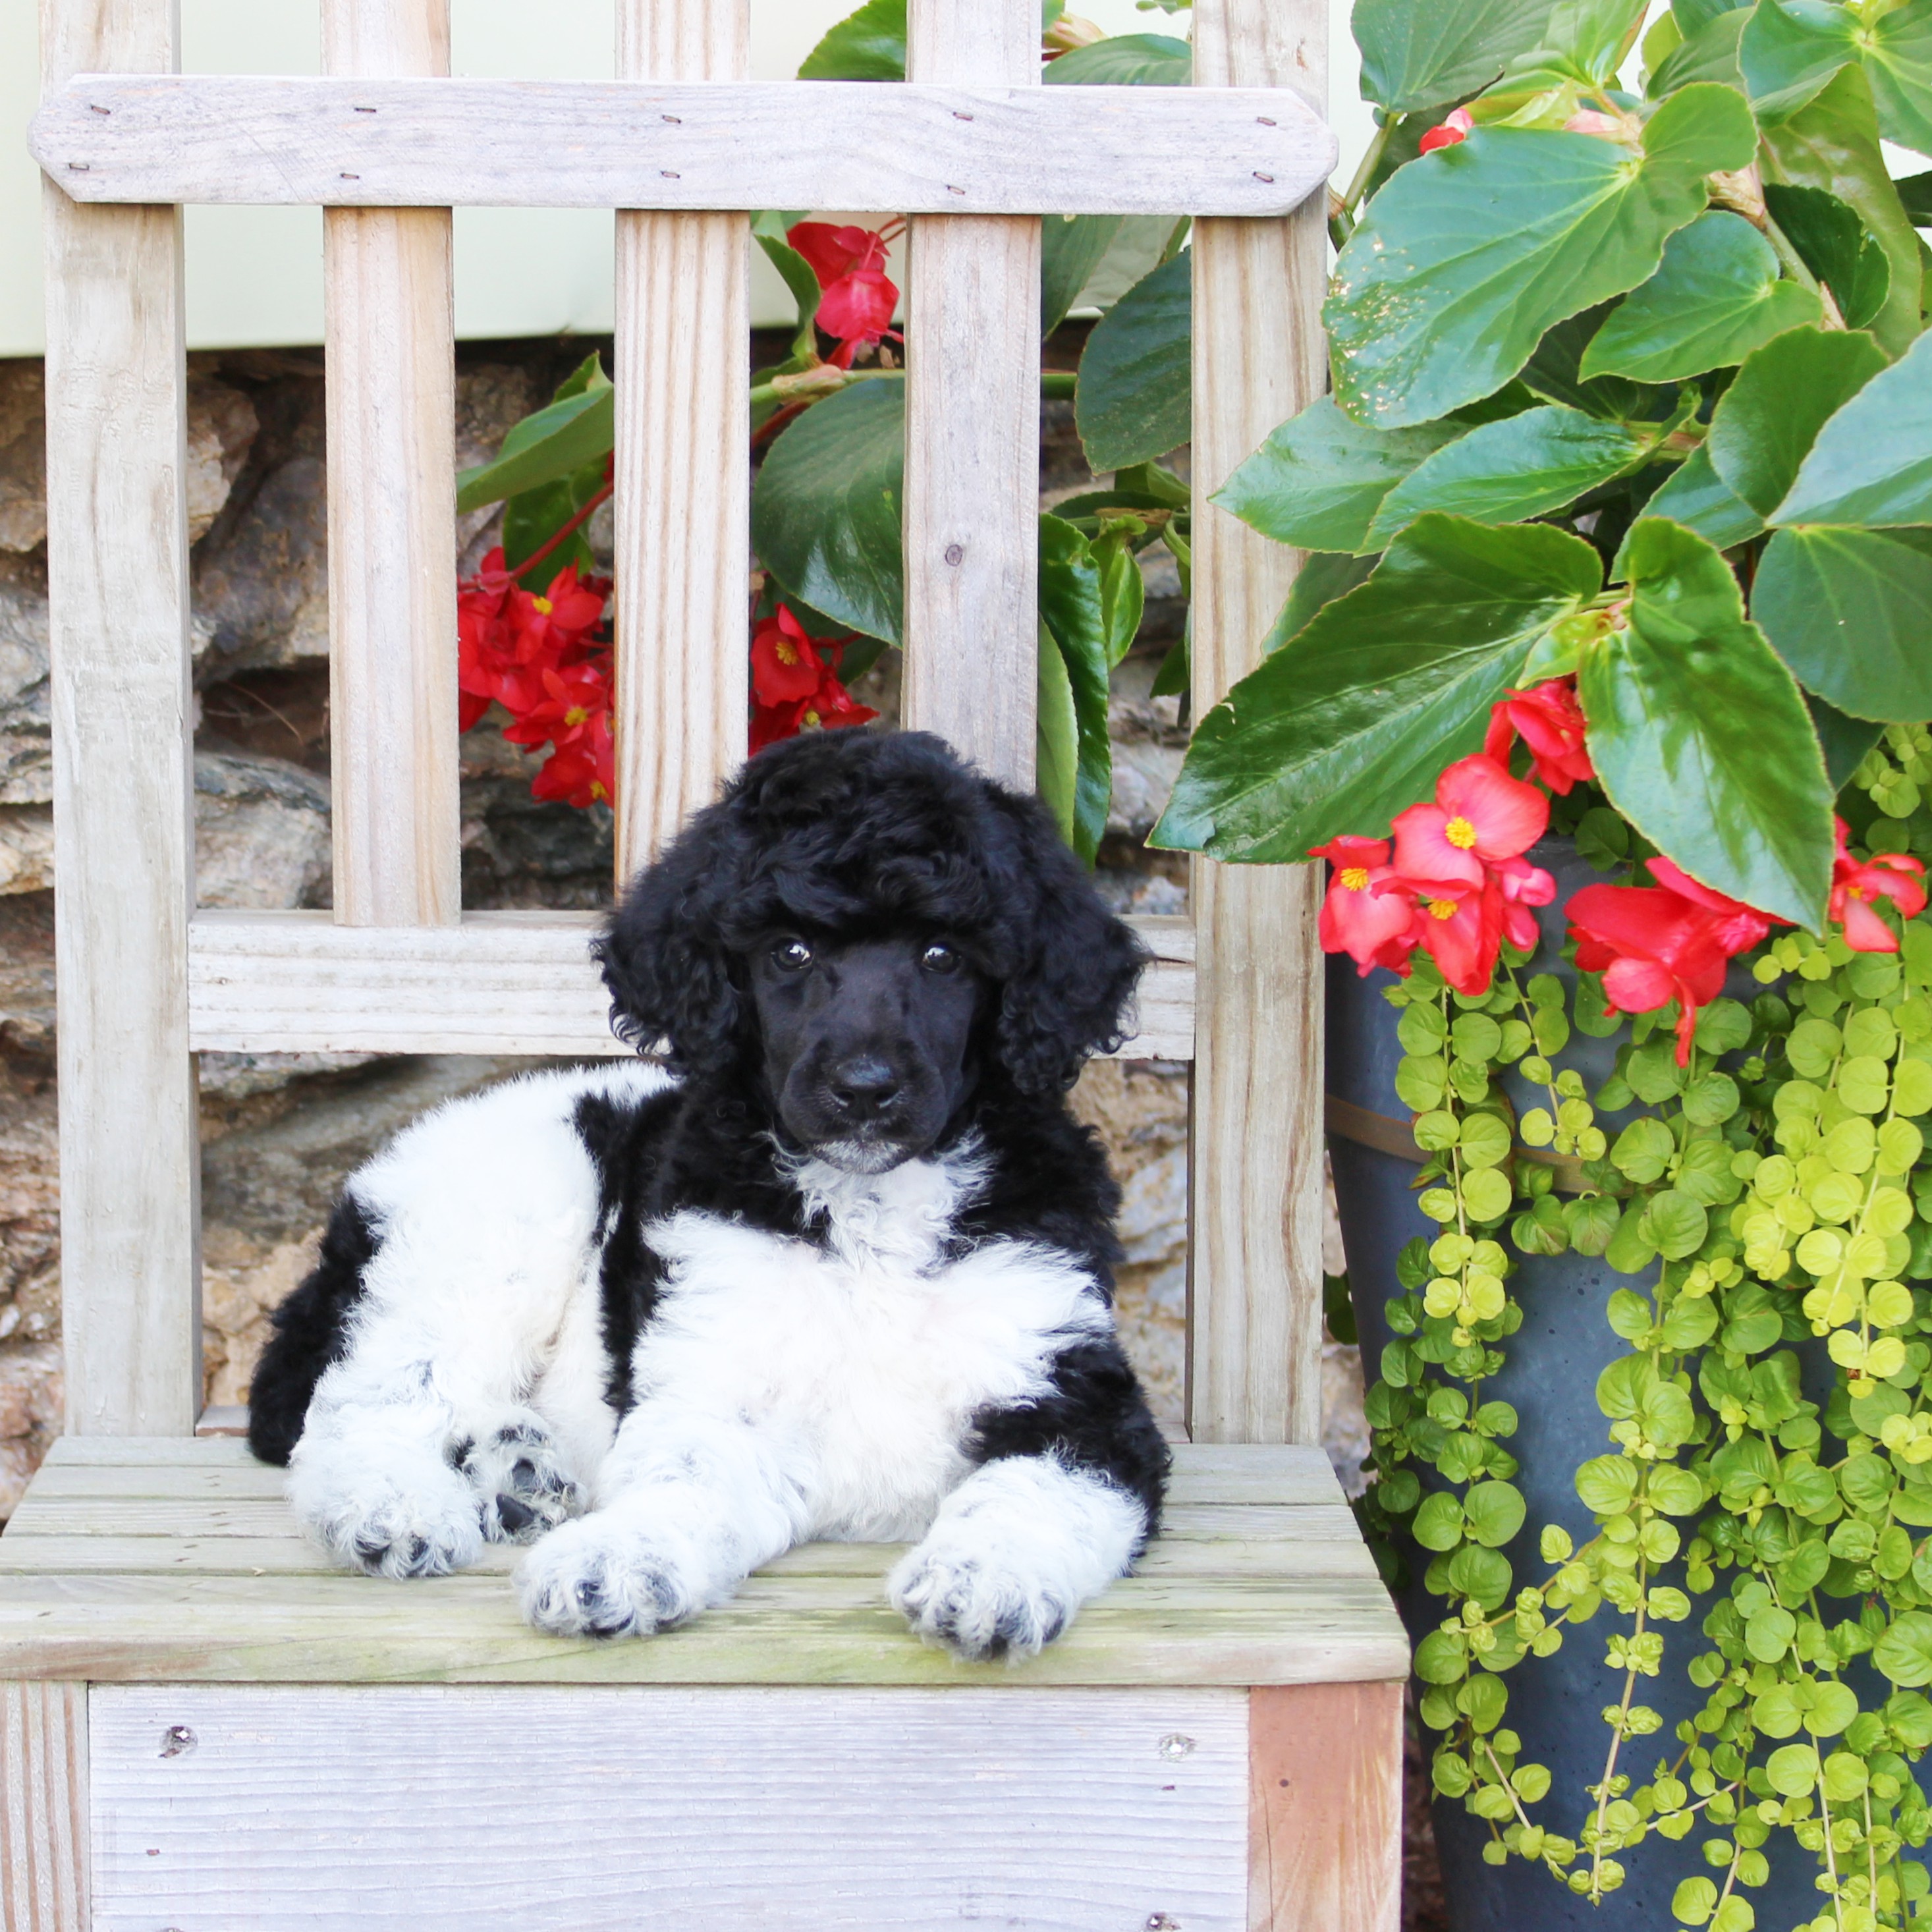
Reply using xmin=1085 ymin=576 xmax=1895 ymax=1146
xmin=1577 ymin=1453 xmax=1642 ymax=1513
xmin=1458 ymin=1113 xmax=1514 ymax=1171
xmin=1764 ymin=1740 xmax=1821 ymax=1795
xmin=1806 ymin=1679 xmax=1860 ymax=1735
xmin=1673 ymin=1875 xmax=1720 ymax=1925
xmin=1875 ymin=1611 xmax=1932 ymax=1686
xmin=1414 ymin=1491 xmax=1467 ymax=1551
xmin=1746 ymin=1603 xmax=1798 ymax=1661
xmin=1462 ymin=1480 xmax=1528 ymax=1548
xmin=1414 ymin=1627 xmax=1470 ymax=1683
xmin=1611 ymin=1115 xmax=1676 ymax=1182
xmin=1462 ymin=1167 xmax=1516 ymax=1221
xmin=1644 ymin=1189 xmax=1710 ymax=1260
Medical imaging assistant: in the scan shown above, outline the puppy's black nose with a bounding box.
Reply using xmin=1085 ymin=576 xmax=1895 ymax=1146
xmin=827 ymin=1055 xmax=901 ymax=1117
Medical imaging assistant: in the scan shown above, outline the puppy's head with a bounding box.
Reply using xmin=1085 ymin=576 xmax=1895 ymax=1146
xmin=596 ymin=730 xmax=1147 ymax=1172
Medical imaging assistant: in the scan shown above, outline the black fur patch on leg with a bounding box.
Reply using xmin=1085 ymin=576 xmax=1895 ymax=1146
xmin=244 ymin=1193 xmax=380 ymax=1467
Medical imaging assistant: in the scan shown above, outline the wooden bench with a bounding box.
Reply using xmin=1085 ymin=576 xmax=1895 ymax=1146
xmin=10 ymin=0 xmax=1406 ymax=1923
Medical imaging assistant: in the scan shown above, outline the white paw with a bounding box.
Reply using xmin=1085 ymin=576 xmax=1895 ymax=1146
xmin=453 ymin=1413 xmax=583 ymax=1543
xmin=516 ymin=1514 xmax=703 ymax=1638
xmin=290 ymin=1450 xmax=484 ymax=1580
xmin=889 ymin=1542 xmax=1072 ymax=1662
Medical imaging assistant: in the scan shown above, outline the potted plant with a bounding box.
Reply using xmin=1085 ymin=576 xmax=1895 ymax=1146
xmin=1150 ymin=1 xmax=1932 ymax=1925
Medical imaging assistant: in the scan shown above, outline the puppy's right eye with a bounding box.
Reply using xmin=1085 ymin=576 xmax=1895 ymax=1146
xmin=772 ymin=938 xmax=814 ymax=973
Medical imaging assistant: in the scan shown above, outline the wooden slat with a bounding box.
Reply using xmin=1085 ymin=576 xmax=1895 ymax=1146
xmin=41 ymin=0 xmax=201 ymax=1437
xmin=32 ymin=78 xmax=1337 ymax=217
xmin=89 ymin=1684 xmax=1248 ymax=1928
xmin=1186 ymin=0 xmax=1329 ymax=1449
xmin=182 ymin=908 xmax=1197 ymax=1059
xmin=611 ymin=0 xmax=750 ymax=878
xmin=898 ymin=0 xmax=1041 ymax=787
xmin=323 ymin=0 xmax=460 ymax=927
xmin=1248 ymin=1681 xmax=1403 ymax=1932
xmin=0 ymin=1682 xmax=88 ymax=1932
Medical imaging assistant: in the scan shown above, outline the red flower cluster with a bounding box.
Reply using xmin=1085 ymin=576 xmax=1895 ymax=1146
xmin=457 ymin=547 xmax=615 ymax=808
xmin=1418 ymin=107 xmax=1473 ymax=154
xmin=1484 ymin=678 xmax=1593 ymax=794
xmin=1831 ymin=818 xmax=1928 ymax=951
xmin=749 ymin=603 xmax=878 ymax=755
xmin=787 ymin=222 xmax=903 ymax=370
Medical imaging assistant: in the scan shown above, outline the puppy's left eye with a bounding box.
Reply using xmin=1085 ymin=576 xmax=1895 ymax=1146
xmin=920 ymin=942 xmax=962 ymax=976
xmin=772 ymin=938 xmax=814 ymax=973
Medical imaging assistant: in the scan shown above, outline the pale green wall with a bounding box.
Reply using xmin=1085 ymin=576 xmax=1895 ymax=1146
xmin=1 ymin=0 xmax=1377 ymax=357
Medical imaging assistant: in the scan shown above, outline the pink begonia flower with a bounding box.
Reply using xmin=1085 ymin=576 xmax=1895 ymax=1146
xmin=1830 ymin=816 xmax=1928 ymax=952
xmin=1391 ymin=754 xmax=1551 ymax=894
xmin=1311 ymin=836 xmax=1417 ymax=976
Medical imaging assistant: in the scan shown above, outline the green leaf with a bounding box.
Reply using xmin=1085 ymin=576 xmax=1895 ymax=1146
xmin=1765 ymin=1740 xmax=1821 ymax=1794
xmin=1043 ymin=32 xmax=1191 ymax=84
xmin=1761 ymin=182 xmax=1892 ymax=329
xmin=1267 ymin=551 xmax=1382 ymax=653
xmin=798 ymin=0 xmax=906 ymax=80
xmin=1625 ymin=442 xmax=1765 ymax=569
xmin=752 ymin=377 xmax=904 ymax=646
xmin=1771 ymin=328 xmax=1932 ymax=526
xmin=456 ymin=373 xmax=613 ymax=514
xmin=1865 ymin=0 xmax=1932 ymax=155
xmin=1809 ymin=690 xmax=1886 ymax=784
xmin=1580 ymin=518 xmax=1836 ymax=927
xmin=1214 ymin=399 xmax=1460 ymax=555
xmin=752 ymin=217 xmax=827 ymax=366
xmin=1760 ymin=64 xmax=1926 ymax=356
xmin=1707 ymin=323 xmax=1887 ymax=516
xmin=1740 ymin=0 xmax=1859 ymax=123
xmin=1352 ymin=0 xmax=1553 ymax=110
xmin=1875 ymin=1611 xmax=1932 ymax=1686
xmin=1041 ymin=215 xmax=1122 ymax=336
xmin=1151 ymin=517 xmax=1603 ymax=860
xmin=1674 ymin=1876 xmax=1720 ymax=1927
xmin=1648 ymin=6 xmax=1746 ymax=94
xmin=1752 ymin=527 xmax=1932 ymax=722
xmin=1463 ymin=1480 xmax=1528 ymax=1547
xmin=1414 ymin=1490 xmax=1467 ymax=1551
xmin=1521 ymin=306 xmax=1656 ymax=420
xmin=1580 ymin=212 xmax=1824 ymax=381
xmin=1036 ymin=617 xmax=1078 ymax=848
xmin=1365 ymin=405 xmax=1655 ymax=547
xmin=1037 ymin=514 xmax=1115 ymax=863
xmin=1076 ymin=252 xmax=1191 ymax=471
xmin=1746 ymin=1602 xmax=1798 ymax=1661
xmin=1900 ymin=167 xmax=1932 ymax=222
xmin=1326 ymin=87 xmax=1757 ymax=428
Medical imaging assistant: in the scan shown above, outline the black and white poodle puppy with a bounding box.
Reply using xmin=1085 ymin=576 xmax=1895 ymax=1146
xmin=247 ymin=729 xmax=1169 ymax=1660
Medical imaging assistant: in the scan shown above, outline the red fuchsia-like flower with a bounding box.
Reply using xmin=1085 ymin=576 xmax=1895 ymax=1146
xmin=1418 ymin=107 xmax=1472 ymax=154
xmin=1830 ymin=817 xmax=1928 ymax=952
xmin=1485 ymin=678 xmax=1594 ymax=796
xmin=503 ymin=657 xmax=617 ymax=809
xmin=1311 ymin=836 xmax=1417 ymax=977
xmin=787 ymin=221 xmax=903 ymax=370
xmin=457 ymin=549 xmax=609 ymax=730
xmin=748 ymin=603 xmax=879 ymax=756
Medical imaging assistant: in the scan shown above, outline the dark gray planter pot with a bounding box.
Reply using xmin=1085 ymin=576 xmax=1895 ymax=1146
xmin=1326 ymin=838 xmax=1823 ymax=1931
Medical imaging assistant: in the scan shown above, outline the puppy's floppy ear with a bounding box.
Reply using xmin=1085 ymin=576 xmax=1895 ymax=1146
xmin=594 ymin=798 xmax=746 ymax=1078
xmin=993 ymin=794 xmax=1149 ymax=1095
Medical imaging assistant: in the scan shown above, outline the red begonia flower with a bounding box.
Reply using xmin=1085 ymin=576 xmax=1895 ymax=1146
xmin=751 ymin=605 xmax=829 ymax=706
xmin=1568 ymin=881 xmax=1730 ymax=1064
xmin=1311 ymin=835 xmax=1418 ymax=977
xmin=1497 ymin=854 xmax=1558 ymax=952
xmin=787 ymin=221 xmax=901 ymax=370
xmin=1391 ymin=753 xmax=1550 ymax=893
xmin=1830 ymin=816 xmax=1928 ymax=951
xmin=787 ymin=223 xmax=886 ymax=287
xmin=1484 ymin=678 xmax=1594 ymax=795
xmin=1406 ymin=876 xmax=1504 ymax=998
xmin=1418 ymin=108 xmax=1473 ymax=154
xmin=1644 ymin=856 xmax=1777 ymax=958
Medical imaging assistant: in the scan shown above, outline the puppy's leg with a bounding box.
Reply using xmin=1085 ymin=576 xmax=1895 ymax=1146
xmin=518 ymin=1412 xmax=802 ymax=1638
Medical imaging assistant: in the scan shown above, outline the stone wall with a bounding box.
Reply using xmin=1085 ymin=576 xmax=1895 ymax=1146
xmin=0 ymin=335 xmax=1365 ymax=1516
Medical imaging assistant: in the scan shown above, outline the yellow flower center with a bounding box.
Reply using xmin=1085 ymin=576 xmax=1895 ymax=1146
xmin=1427 ymin=898 xmax=1458 ymax=922
xmin=1445 ymin=815 xmax=1477 ymax=850
xmin=564 ymin=706 xmax=588 ymax=727
xmin=1339 ymin=866 xmax=1370 ymax=891
xmin=589 ymin=781 xmax=607 ymax=801
xmin=532 ymin=595 xmax=553 ymax=616
xmin=802 ymin=709 xmax=822 ymax=729
xmin=775 ymin=638 xmax=800 ymax=665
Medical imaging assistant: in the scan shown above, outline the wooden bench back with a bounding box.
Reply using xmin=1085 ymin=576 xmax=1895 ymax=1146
xmin=36 ymin=0 xmax=1329 ymax=1447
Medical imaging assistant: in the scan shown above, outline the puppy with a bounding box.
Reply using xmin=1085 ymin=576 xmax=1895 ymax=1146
xmin=247 ymin=729 xmax=1169 ymax=1660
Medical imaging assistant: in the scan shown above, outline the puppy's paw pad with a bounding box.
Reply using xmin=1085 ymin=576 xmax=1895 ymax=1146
xmin=456 ymin=1416 xmax=582 ymax=1543
xmin=517 ymin=1519 xmax=692 ymax=1639
xmin=890 ymin=1547 xmax=1070 ymax=1663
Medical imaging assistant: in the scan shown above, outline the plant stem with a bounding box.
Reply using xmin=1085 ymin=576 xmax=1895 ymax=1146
xmin=1341 ymin=115 xmax=1396 ymax=216
xmin=746 ymin=366 xmax=1076 ymax=414
xmin=505 ymin=479 xmax=614 ymax=586
xmin=1587 ymin=1549 xmax=1648 ymax=1901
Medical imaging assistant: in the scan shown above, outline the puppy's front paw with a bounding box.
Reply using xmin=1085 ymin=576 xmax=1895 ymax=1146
xmin=517 ymin=1515 xmax=699 ymax=1638
xmin=453 ymin=1414 xmax=583 ymax=1543
xmin=290 ymin=1450 xmax=484 ymax=1580
xmin=889 ymin=1542 xmax=1070 ymax=1663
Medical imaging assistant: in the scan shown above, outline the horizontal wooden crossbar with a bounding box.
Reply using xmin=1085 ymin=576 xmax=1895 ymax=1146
xmin=185 ymin=909 xmax=1196 ymax=1061
xmin=31 ymin=75 xmax=1337 ymax=214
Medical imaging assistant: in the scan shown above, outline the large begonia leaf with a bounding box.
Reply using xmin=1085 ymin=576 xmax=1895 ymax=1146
xmin=1041 ymin=216 xmax=1122 ymax=335
xmin=1149 ymin=516 xmax=1603 ymax=861
xmin=1037 ymin=514 xmax=1115 ymax=863
xmin=456 ymin=359 xmax=613 ymax=512
xmin=1740 ymin=0 xmax=1860 ymax=121
xmin=1628 ymin=442 xmax=1765 ymax=565
xmin=1752 ymin=527 xmax=1932 ymax=721
xmin=1899 ymin=169 xmax=1932 ymax=221
xmin=1760 ymin=66 xmax=1924 ymax=355
xmin=1762 ymin=182 xmax=1892 ymax=329
xmin=1866 ymin=0 xmax=1932 ymax=154
xmin=1326 ymin=86 xmax=1756 ymax=428
xmin=752 ymin=377 xmax=904 ymax=645
xmin=1580 ymin=212 xmax=1823 ymax=381
xmin=1771 ymin=329 xmax=1932 ymax=526
xmin=1706 ymin=324 xmax=1886 ymax=515
xmin=1043 ymin=32 xmax=1190 ymax=84
xmin=1580 ymin=517 xmax=1835 ymax=927
xmin=1520 ymin=306 xmax=1656 ymax=420
xmin=1648 ymin=6 xmax=1746 ymax=93
xmin=798 ymin=0 xmax=906 ymax=80
xmin=1035 ymin=619 xmax=1080 ymax=849
xmin=1352 ymin=0 xmax=1553 ymax=111
xmin=1213 ymin=398 xmax=1461 ymax=554
xmin=1076 ymin=252 xmax=1192 ymax=470
xmin=1675 ymin=0 xmax=1749 ymax=35
xmin=1364 ymin=405 xmax=1655 ymax=548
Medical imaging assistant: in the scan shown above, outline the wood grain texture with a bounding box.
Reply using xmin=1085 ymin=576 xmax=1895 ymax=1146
xmin=32 ymin=78 xmax=1336 ymax=217
xmin=1248 ymin=1680 xmax=1403 ymax=1932
xmin=1186 ymin=0 xmax=1330 ymax=1449
xmin=898 ymin=0 xmax=1041 ymax=788
xmin=323 ymin=0 xmax=459 ymax=927
xmin=0 ymin=1682 xmax=88 ymax=1932
xmin=41 ymin=0 xmax=202 ymax=1439
xmin=181 ymin=908 xmax=1196 ymax=1059
xmin=88 ymin=1684 xmax=1246 ymax=1929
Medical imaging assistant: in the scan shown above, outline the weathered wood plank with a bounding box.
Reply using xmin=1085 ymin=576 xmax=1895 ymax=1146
xmin=41 ymin=0 xmax=201 ymax=1439
xmin=899 ymin=0 xmax=1040 ymax=787
xmin=89 ymin=1684 xmax=1248 ymax=1929
xmin=323 ymin=0 xmax=460 ymax=927
xmin=1186 ymin=0 xmax=1330 ymax=1449
xmin=610 ymin=0 xmax=749 ymax=877
xmin=1248 ymin=1680 xmax=1403 ymax=1932
xmin=0 ymin=1682 xmax=88 ymax=1932
xmin=182 ymin=908 xmax=1196 ymax=1059
xmin=34 ymin=77 xmax=1337 ymax=218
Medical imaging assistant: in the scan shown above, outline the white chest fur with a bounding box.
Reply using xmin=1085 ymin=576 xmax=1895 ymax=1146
xmin=629 ymin=1151 xmax=1109 ymax=1541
